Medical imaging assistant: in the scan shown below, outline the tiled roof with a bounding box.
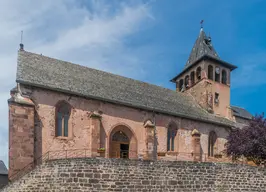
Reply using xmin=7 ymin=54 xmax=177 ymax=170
xmin=0 ymin=160 xmax=8 ymax=175
xmin=231 ymin=106 xmax=253 ymax=120
xmin=16 ymin=50 xmax=235 ymax=127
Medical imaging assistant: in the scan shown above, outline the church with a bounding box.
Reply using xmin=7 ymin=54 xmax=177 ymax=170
xmin=8 ymin=27 xmax=252 ymax=179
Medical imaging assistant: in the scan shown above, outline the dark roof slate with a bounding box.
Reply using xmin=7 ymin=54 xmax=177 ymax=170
xmin=0 ymin=160 xmax=8 ymax=175
xmin=185 ymin=28 xmax=219 ymax=68
xmin=231 ymin=106 xmax=253 ymax=120
xmin=16 ymin=50 xmax=235 ymax=127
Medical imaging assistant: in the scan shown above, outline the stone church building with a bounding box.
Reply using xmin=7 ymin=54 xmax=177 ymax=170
xmin=8 ymin=27 xmax=252 ymax=178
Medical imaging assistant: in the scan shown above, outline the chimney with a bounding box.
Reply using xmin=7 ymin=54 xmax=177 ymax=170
xmin=19 ymin=43 xmax=24 ymax=51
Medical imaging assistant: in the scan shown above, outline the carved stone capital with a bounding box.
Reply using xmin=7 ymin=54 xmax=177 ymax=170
xmin=90 ymin=111 xmax=102 ymax=119
xmin=191 ymin=129 xmax=201 ymax=137
xmin=144 ymin=120 xmax=155 ymax=128
xmin=8 ymin=92 xmax=34 ymax=106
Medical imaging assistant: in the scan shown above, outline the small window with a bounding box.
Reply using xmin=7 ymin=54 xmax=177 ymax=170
xmin=208 ymin=131 xmax=217 ymax=157
xmin=179 ymin=79 xmax=184 ymax=92
xmin=222 ymin=70 xmax=227 ymax=84
xmin=167 ymin=123 xmax=178 ymax=152
xmin=56 ymin=101 xmax=71 ymax=137
xmin=196 ymin=67 xmax=201 ymax=80
xmin=215 ymin=67 xmax=220 ymax=82
xmin=208 ymin=65 xmax=214 ymax=80
xmin=214 ymin=93 xmax=219 ymax=104
xmin=185 ymin=75 xmax=189 ymax=88
xmin=190 ymin=71 xmax=195 ymax=85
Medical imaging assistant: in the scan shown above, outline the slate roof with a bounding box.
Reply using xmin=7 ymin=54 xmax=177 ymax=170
xmin=231 ymin=106 xmax=253 ymax=120
xmin=16 ymin=50 xmax=235 ymax=127
xmin=185 ymin=28 xmax=219 ymax=68
xmin=0 ymin=161 xmax=8 ymax=175
xmin=170 ymin=28 xmax=237 ymax=82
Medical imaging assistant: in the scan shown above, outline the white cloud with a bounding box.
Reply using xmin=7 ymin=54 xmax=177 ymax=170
xmin=0 ymin=0 xmax=154 ymax=166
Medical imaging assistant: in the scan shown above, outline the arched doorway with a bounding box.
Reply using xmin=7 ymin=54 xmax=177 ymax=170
xmin=109 ymin=125 xmax=137 ymax=159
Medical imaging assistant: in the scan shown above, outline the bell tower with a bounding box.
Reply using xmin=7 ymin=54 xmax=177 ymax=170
xmin=171 ymin=27 xmax=237 ymax=119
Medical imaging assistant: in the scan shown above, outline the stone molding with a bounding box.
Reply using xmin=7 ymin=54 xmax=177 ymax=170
xmin=191 ymin=128 xmax=201 ymax=136
xmin=89 ymin=111 xmax=102 ymax=119
xmin=144 ymin=120 xmax=155 ymax=128
xmin=8 ymin=84 xmax=34 ymax=107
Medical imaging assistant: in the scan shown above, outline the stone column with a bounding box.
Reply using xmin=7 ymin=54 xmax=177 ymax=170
xmin=191 ymin=129 xmax=201 ymax=162
xmin=89 ymin=111 xmax=102 ymax=157
xmin=144 ymin=120 xmax=155 ymax=160
xmin=8 ymin=86 xmax=35 ymax=180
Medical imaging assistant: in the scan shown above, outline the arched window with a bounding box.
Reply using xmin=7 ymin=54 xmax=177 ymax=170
xmin=56 ymin=101 xmax=71 ymax=137
xmin=196 ymin=67 xmax=201 ymax=80
xmin=222 ymin=70 xmax=227 ymax=84
xmin=167 ymin=122 xmax=178 ymax=152
xmin=215 ymin=67 xmax=220 ymax=82
xmin=190 ymin=71 xmax=195 ymax=85
xmin=185 ymin=75 xmax=189 ymax=88
xmin=208 ymin=65 xmax=214 ymax=80
xmin=179 ymin=79 xmax=184 ymax=92
xmin=208 ymin=131 xmax=217 ymax=157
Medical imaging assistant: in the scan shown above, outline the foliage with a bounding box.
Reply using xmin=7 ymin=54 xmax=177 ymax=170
xmin=225 ymin=113 xmax=266 ymax=165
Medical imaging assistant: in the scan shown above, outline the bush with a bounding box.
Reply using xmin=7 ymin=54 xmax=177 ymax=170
xmin=225 ymin=114 xmax=266 ymax=165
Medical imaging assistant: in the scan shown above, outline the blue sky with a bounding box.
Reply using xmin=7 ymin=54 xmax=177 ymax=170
xmin=0 ymin=0 xmax=265 ymax=165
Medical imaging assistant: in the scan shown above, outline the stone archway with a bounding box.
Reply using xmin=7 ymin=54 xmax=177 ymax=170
xmin=109 ymin=125 xmax=137 ymax=159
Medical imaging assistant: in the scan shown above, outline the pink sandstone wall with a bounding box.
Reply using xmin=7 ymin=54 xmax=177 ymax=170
xmin=174 ymin=60 xmax=232 ymax=119
xmin=203 ymin=60 xmax=231 ymax=118
xmin=21 ymin=85 xmax=230 ymax=161
xmin=8 ymin=103 xmax=35 ymax=178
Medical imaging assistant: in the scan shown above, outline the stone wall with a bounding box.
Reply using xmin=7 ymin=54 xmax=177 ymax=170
xmin=175 ymin=59 xmax=232 ymax=119
xmin=2 ymin=158 xmax=266 ymax=192
xmin=21 ymin=86 xmax=229 ymax=161
xmin=8 ymin=102 xmax=35 ymax=178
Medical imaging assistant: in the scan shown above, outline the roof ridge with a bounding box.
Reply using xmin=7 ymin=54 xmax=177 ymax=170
xmin=231 ymin=105 xmax=245 ymax=109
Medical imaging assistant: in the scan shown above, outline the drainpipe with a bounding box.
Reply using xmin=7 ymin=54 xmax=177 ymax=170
xmin=153 ymin=111 xmax=157 ymax=160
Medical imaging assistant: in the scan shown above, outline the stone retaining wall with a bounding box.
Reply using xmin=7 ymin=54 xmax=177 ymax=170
xmin=2 ymin=158 xmax=266 ymax=192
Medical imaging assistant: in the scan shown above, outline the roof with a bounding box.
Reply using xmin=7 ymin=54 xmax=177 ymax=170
xmin=170 ymin=28 xmax=237 ymax=82
xmin=16 ymin=50 xmax=235 ymax=127
xmin=185 ymin=28 xmax=219 ymax=68
xmin=231 ymin=106 xmax=253 ymax=120
xmin=0 ymin=160 xmax=8 ymax=175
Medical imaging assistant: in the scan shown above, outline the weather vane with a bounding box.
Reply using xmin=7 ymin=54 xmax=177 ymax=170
xmin=200 ymin=20 xmax=204 ymax=28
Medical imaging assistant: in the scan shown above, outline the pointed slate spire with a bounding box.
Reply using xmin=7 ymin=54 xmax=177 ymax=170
xmin=184 ymin=27 xmax=219 ymax=68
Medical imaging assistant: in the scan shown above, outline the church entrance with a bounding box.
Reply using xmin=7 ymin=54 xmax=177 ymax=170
xmin=120 ymin=143 xmax=129 ymax=158
xmin=109 ymin=125 xmax=137 ymax=159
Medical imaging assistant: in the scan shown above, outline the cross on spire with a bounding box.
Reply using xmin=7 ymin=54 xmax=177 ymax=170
xmin=200 ymin=20 xmax=204 ymax=28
